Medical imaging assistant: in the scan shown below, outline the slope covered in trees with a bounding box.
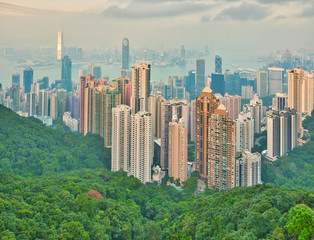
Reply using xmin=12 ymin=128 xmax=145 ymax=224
xmin=0 ymin=105 xmax=313 ymax=239
xmin=0 ymin=105 xmax=110 ymax=177
xmin=0 ymin=169 xmax=313 ymax=240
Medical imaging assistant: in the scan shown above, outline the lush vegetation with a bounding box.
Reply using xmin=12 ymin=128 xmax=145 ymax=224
xmin=0 ymin=169 xmax=313 ymax=240
xmin=0 ymin=105 xmax=110 ymax=177
xmin=0 ymin=105 xmax=313 ymax=239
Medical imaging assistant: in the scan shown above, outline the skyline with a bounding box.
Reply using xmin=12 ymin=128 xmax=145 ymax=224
xmin=1 ymin=1 xmax=314 ymax=51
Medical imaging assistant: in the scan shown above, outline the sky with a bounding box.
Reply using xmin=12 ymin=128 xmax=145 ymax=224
xmin=0 ymin=0 xmax=314 ymax=52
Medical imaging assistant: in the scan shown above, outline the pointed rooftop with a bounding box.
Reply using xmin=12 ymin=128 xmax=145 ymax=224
xmin=202 ymin=85 xmax=213 ymax=93
xmin=217 ymin=103 xmax=226 ymax=111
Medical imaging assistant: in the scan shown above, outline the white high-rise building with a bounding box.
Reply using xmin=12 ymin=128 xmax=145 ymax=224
xmin=272 ymin=93 xmax=288 ymax=111
xmin=243 ymin=94 xmax=263 ymax=134
xmin=38 ymin=90 xmax=48 ymax=117
xmin=268 ymin=67 xmax=284 ymax=95
xmin=130 ymin=111 xmax=153 ymax=183
xmin=111 ymin=105 xmax=131 ymax=173
xmin=266 ymin=108 xmax=298 ymax=160
xmin=235 ymin=150 xmax=261 ymax=187
xmin=235 ymin=111 xmax=254 ymax=153
xmin=241 ymin=85 xmax=254 ymax=100
xmin=57 ymin=32 xmax=63 ymax=61
xmin=25 ymin=92 xmax=36 ymax=116
xmin=131 ymin=63 xmax=151 ymax=114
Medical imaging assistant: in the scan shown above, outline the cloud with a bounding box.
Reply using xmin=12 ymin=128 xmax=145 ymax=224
xmin=273 ymin=15 xmax=287 ymax=20
xmin=201 ymin=15 xmax=211 ymax=22
xmin=101 ymin=1 xmax=212 ymax=19
xmin=255 ymin=0 xmax=298 ymax=4
xmin=215 ymin=2 xmax=271 ymax=21
xmin=299 ymin=3 xmax=314 ymax=17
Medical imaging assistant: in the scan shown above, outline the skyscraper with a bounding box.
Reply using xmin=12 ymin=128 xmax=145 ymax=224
xmin=57 ymin=31 xmax=63 ymax=61
xmin=160 ymin=99 xmax=189 ymax=170
xmin=288 ymin=68 xmax=303 ymax=132
xmin=9 ymin=85 xmax=20 ymax=112
xmin=219 ymin=94 xmax=241 ymax=120
xmin=25 ymin=92 xmax=36 ymax=116
xmin=235 ymin=111 xmax=254 ymax=153
xmin=131 ymin=63 xmax=151 ymax=114
xmin=272 ymin=93 xmax=288 ymax=111
xmin=211 ymin=73 xmax=225 ymax=96
xmin=122 ymin=38 xmax=129 ymax=77
xmin=185 ymin=70 xmax=196 ymax=100
xmin=84 ymin=83 xmax=121 ymax=147
xmin=23 ymin=67 xmax=33 ymax=94
xmin=148 ymin=94 xmax=166 ymax=139
xmin=180 ymin=45 xmax=185 ymax=58
xmin=243 ymin=95 xmax=263 ymax=134
xmin=111 ymin=105 xmax=131 ymax=172
xmin=208 ymin=104 xmax=235 ymax=190
xmin=111 ymin=76 xmax=130 ymax=105
xmin=93 ymin=65 xmax=102 ymax=80
xmin=38 ymin=90 xmax=49 ymax=117
xmin=268 ymin=67 xmax=284 ymax=95
xmin=302 ymin=72 xmax=313 ymax=115
xmin=195 ymin=85 xmax=219 ymax=179
xmin=190 ymin=100 xmax=196 ymax=142
xmin=257 ymin=70 xmax=268 ymax=97
xmin=168 ymin=116 xmax=188 ymax=183
xmin=196 ymin=59 xmax=205 ymax=96
xmin=235 ymin=150 xmax=261 ymax=187
xmin=215 ymin=55 xmax=222 ymax=74
xmin=61 ymin=55 xmax=72 ymax=92
xmin=12 ymin=73 xmax=20 ymax=87
xmin=130 ymin=111 xmax=153 ymax=184
xmin=267 ymin=108 xmax=298 ymax=160
xmin=241 ymin=85 xmax=254 ymax=100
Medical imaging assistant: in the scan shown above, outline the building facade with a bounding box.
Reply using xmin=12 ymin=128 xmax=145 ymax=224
xmin=168 ymin=116 xmax=188 ymax=183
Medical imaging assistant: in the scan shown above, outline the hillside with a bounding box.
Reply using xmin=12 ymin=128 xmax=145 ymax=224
xmin=0 ymin=105 xmax=313 ymax=239
xmin=0 ymin=169 xmax=313 ymax=240
xmin=0 ymin=105 xmax=110 ymax=177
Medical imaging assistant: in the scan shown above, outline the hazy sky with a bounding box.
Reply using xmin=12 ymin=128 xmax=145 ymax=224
xmin=0 ymin=0 xmax=314 ymax=52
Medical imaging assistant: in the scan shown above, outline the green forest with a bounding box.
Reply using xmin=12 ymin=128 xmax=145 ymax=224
xmin=0 ymin=105 xmax=313 ymax=239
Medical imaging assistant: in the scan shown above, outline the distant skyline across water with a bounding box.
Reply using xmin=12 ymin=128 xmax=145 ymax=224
xmin=0 ymin=49 xmax=266 ymax=88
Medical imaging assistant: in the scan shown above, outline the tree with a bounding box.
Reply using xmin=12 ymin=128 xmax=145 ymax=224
xmin=284 ymin=204 xmax=314 ymax=240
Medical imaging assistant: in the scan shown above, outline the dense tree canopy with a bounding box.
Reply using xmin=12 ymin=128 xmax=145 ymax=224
xmin=0 ymin=105 xmax=110 ymax=177
xmin=0 ymin=105 xmax=313 ymax=239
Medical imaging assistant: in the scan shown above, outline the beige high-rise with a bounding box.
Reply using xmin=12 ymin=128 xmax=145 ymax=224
xmin=302 ymin=72 xmax=313 ymax=115
xmin=131 ymin=64 xmax=151 ymax=114
xmin=195 ymin=85 xmax=219 ymax=179
xmin=148 ymin=94 xmax=166 ymax=138
xmin=208 ymin=104 xmax=235 ymax=190
xmin=288 ymin=68 xmax=303 ymax=132
xmin=160 ymin=99 xmax=189 ymax=170
xmin=111 ymin=76 xmax=130 ymax=105
xmin=111 ymin=105 xmax=131 ymax=172
xmin=168 ymin=116 xmax=188 ymax=183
